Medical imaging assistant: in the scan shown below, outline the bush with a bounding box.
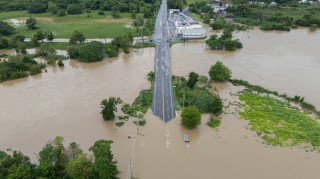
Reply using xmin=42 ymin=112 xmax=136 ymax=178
xmin=0 ymin=22 xmax=15 ymax=36
xmin=209 ymin=61 xmax=232 ymax=82
xmin=207 ymin=116 xmax=221 ymax=128
xmin=0 ymin=37 xmax=9 ymax=49
xmin=58 ymin=10 xmax=66 ymax=16
xmin=26 ymin=17 xmax=37 ymax=30
xmin=181 ymin=106 xmax=201 ymax=129
xmin=98 ymin=9 xmax=104 ymax=15
xmin=67 ymin=46 xmax=79 ymax=59
xmin=38 ymin=43 xmax=57 ymax=57
xmin=67 ymin=4 xmax=83 ymax=14
xmin=69 ymin=30 xmax=85 ymax=44
xmin=78 ymin=41 xmax=105 ymax=63
xmin=30 ymin=65 xmax=42 ymax=75
xmin=58 ymin=60 xmax=64 ymax=67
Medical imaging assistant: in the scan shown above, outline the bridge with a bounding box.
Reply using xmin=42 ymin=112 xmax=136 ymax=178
xmin=152 ymin=0 xmax=176 ymax=122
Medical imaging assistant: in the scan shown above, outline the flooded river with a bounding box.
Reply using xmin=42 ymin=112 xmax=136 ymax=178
xmin=1 ymin=28 xmax=320 ymax=179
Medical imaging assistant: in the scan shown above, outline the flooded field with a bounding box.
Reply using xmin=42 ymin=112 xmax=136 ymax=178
xmin=1 ymin=28 xmax=320 ymax=179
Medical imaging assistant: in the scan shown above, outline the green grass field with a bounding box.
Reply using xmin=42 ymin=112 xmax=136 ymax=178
xmin=239 ymin=91 xmax=320 ymax=151
xmin=1 ymin=10 xmax=144 ymax=38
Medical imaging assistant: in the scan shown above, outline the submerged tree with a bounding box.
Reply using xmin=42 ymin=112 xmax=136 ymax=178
xmin=89 ymin=140 xmax=119 ymax=178
xmin=209 ymin=61 xmax=231 ymax=82
xmin=181 ymin=106 xmax=201 ymax=129
xmin=187 ymin=71 xmax=199 ymax=89
xmin=100 ymin=97 xmax=123 ymax=120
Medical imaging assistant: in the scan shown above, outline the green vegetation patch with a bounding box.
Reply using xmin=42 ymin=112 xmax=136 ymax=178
xmin=115 ymin=121 xmax=125 ymax=127
xmin=0 ymin=55 xmax=45 ymax=82
xmin=173 ymin=73 xmax=223 ymax=115
xmin=207 ymin=116 xmax=221 ymax=129
xmin=121 ymin=89 xmax=152 ymax=120
xmin=239 ymin=91 xmax=320 ymax=151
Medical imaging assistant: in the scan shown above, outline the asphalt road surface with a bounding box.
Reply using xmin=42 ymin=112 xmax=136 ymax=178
xmin=152 ymin=0 xmax=176 ymax=123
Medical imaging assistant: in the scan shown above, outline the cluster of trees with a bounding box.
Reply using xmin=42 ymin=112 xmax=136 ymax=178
xmin=0 ymin=136 xmax=119 ymax=179
xmin=189 ymin=1 xmax=214 ymax=24
xmin=0 ymin=0 xmax=159 ymax=20
xmin=178 ymin=61 xmax=232 ymax=129
xmin=206 ymin=29 xmax=243 ymax=51
xmin=66 ymin=30 xmax=134 ymax=62
xmin=227 ymin=4 xmax=320 ymax=31
xmin=168 ymin=0 xmax=186 ymax=10
xmin=0 ymin=55 xmax=45 ymax=82
xmin=295 ymin=14 xmax=320 ymax=31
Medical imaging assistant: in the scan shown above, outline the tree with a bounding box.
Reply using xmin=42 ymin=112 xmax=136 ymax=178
xmin=100 ymin=97 xmax=122 ymax=120
xmin=187 ymin=72 xmax=199 ymax=88
xmin=69 ymin=30 xmax=85 ymax=44
xmin=67 ymin=46 xmax=79 ymax=59
xmin=0 ymin=21 xmax=15 ymax=36
xmin=0 ymin=151 xmax=36 ymax=179
xmin=58 ymin=10 xmax=66 ymax=16
xmin=112 ymin=6 xmax=120 ymax=18
xmin=181 ymin=106 xmax=201 ymax=129
xmin=67 ymin=4 xmax=83 ymax=14
xmin=26 ymin=17 xmax=37 ymax=30
xmin=168 ymin=0 xmax=184 ymax=10
xmin=34 ymin=30 xmax=46 ymax=43
xmin=78 ymin=41 xmax=105 ymax=62
xmin=209 ymin=61 xmax=232 ymax=82
xmin=28 ymin=1 xmax=47 ymax=13
xmin=120 ymin=33 xmax=133 ymax=54
xmin=66 ymin=154 xmax=93 ymax=179
xmin=48 ymin=2 xmax=59 ymax=14
xmin=47 ymin=31 xmax=55 ymax=42
xmin=147 ymin=71 xmax=155 ymax=82
xmin=38 ymin=136 xmax=68 ymax=178
xmin=89 ymin=140 xmax=119 ymax=178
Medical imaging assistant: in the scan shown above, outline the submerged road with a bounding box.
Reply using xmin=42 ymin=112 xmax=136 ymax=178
xmin=152 ymin=0 xmax=176 ymax=122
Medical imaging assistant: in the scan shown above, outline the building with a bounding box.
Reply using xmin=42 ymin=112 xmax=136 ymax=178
xmin=169 ymin=9 xmax=207 ymax=39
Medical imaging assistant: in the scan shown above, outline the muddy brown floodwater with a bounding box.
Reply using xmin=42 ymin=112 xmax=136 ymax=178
xmin=1 ymin=28 xmax=320 ymax=179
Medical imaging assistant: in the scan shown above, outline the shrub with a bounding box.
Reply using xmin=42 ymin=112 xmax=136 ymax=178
xmin=67 ymin=4 xmax=83 ymax=14
xmin=58 ymin=10 xmax=66 ymax=16
xmin=0 ymin=22 xmax=15 ymax=36
xmin=98 ymin=9 xmax=104 ymax=15
xmin=38 ymin=43 xmax=57 ymax=57
xmin=181 ymin=106 xmax=201 ymax=129
xmin=67 ymin=46 xmax=79 ymax=59
xmin=78 ymin=41 xmax=105 ymax=63
xmin=209 ymin=61 xmax=231 ymax=81
xmin=0 ymin=37 xmax=9 ymax=49
xmin=69 ymin=31 xmax=85 ymax=44
xmin=30 ymin=65 xmax=42 ymax=75
xmin=57 ymin=60 xmax=64 ymax=67
xmin=207 ymin=116 xmax=221 ymax=128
